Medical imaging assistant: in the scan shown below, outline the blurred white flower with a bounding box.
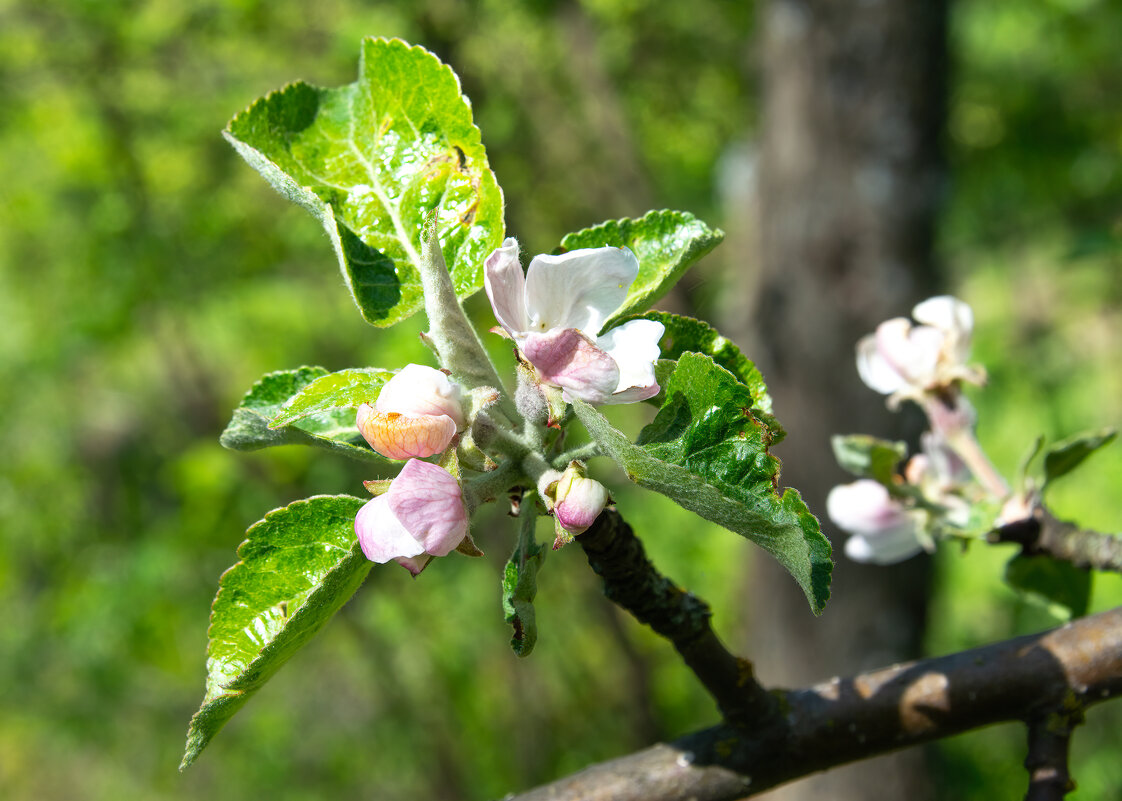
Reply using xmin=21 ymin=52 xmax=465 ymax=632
xmin=856 ymin=295 xmax=984 ymax=408
xmin=826 ymin=480 xmax=926 ymax=565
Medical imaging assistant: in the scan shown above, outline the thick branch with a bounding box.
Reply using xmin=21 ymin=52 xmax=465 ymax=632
xmin=993 ymin=508 xmax=1122 ymax=573
xmin=576 ymin=510 xmax=780 ymax=726
xmin=510 ymin=606 xmax=1122 ymax=801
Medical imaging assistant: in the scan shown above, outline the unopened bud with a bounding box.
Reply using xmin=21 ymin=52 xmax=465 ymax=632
xmin=376 ymin=364 xmax=465 ymax=428
xmin=553 ymin=462 xmax=608 ymax=537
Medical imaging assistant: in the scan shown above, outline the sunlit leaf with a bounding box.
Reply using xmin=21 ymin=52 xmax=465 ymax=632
xmin=556 ymin=210 xmax=723 ymax=329
xmin=607 ymin=311 xmax=773 ymax=414
xmin=1004 ymin=553 xmax=1091 ymax=621
xmin=1043 ymin=427 xmax=1117 ymax=487
xmin=181 ymin=495 xmax=370 ymax=768
xmin=224 ymin=38 xmax=504 ymax=326
xmin=220 ymin=367 xmax=384 ymax=462
xmin=269 ymin=367 xmax=394 ymax=428
xmin=573 ymin=353 xmax=831 ymax=614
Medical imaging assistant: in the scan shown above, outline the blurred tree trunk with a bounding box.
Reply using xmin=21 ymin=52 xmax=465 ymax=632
xmin=726 ymin=1 xmax=950 ymax=799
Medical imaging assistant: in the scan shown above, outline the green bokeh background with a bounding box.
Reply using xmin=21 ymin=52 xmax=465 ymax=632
xmin=1 ymin=1 xmax=1119 ymax=798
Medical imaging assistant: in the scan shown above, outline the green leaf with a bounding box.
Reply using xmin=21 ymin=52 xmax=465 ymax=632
xmin=181 ymin=495 xmax=371 ymax=768
xmin=1043 ymin=427 xmax=1117 ymax=487
xmin=1004 ymin=553 xmax=1091 ymax=621
xmin=502 ymin=516 xmax=546 ymax=657
xmin=224 ymin=38 xmax=505 ymax=326
xmin=831 ymin=434 xmax=908 ymax=485
xmin=572 ymin=353 xmax=832 ymax=614
xmin=220 ymin=367 xmax=385 ymax=462
xmin=607 ymin=311 xmax=773 ymax=414
xmin=269 ymin=367 xmax=394 ymax=428
xmin=557 ymin=210 xmax=723 ymax=329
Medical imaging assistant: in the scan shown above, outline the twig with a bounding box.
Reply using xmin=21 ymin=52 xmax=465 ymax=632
xmin=508 ymin=605 xmax=1122 ymax=801
xmin=993 ymin=508 xmax=1122 ymax=573
xmin=576 ymin=510 xmax=780 ymax=727
xmin=1024 ymin=710 xmax=1079 ymax=801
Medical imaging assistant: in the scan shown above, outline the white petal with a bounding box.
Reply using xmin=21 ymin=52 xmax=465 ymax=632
xmin=913 ymin=295 xmax=973 ymax=340
xmin=483 ymin=238 xmax=529 ymax=335
xmin=856 ymin=333 xmax=906 ymax=394
xmin=844 ymin=531 xmax=924 ymax=565
xmin=826 ymin=480 xmax=908 ymax=538
xmin=876 ymin=319 xmax=943 ymax=385
xmin=523 ymin=246 xmax=639 ymax=335
xmin=596 ymin=319 xmax=663 ymax=395
xmin=355 ymin=496 xmax=426 ymax=563
xmin=375 ymin=364 xmax=464 ymax=427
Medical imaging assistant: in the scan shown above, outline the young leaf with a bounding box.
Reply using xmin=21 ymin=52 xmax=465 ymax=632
xmin=269 ymin=367 xmax=394 ymax=428
xmin=224 ymin=38 xmax=505 ymax=327
xmin=181 ymin=495 xmax=371 ymax=769
xmin=502 ymin=514 xmax=546 ymax=657
xmin=1042 ymin=427 xmax=1117 ymax=487
xmin=606 ymin=311 xmax=772 ymax=413
xmin=572 ymin=353 xmax=832 ymax=614
xmin=1004 ymin=553 xmax=1091 ymax=621
xmin=556 ymin=210 xmax=723 ymax=329
xmin=831 ymin=434 xmax=908 ymax=485
xmin=220 ymin=367 xmax=384 ymax=462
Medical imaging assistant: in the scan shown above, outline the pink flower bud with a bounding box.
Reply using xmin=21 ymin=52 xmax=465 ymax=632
xmin=355 ymin=459 xmax=469 ymax=575
xmin=553 ymin=464 xmax=608 ymax=536
xmin=376 ymin=364 xmax=465 ymax=427
xmin=356 ymin=364 xmax=465 ymax=460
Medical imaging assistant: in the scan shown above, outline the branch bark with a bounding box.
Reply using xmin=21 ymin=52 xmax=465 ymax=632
xmin=510 ymin=606 xmax=1122 ymax=801
xmin=576 ymin=510 xmax=780 ymax=726
xmin=994 ymin=508 xmax=1122 ymax=573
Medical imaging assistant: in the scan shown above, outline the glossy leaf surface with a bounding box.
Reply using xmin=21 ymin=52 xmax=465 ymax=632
xmin=269 ymin=367 xmax=394 ymax=428
xmin=181 ymin=495 xmax=370 ymax=768
xmin=220 ymin=367 xmax=383 ymax=462
xmin=225 ymin=38 xmax=504 ymax=326
xmin=556 ymin=210 xmax=723 ymax=330
xmin=573 ymin=353 xmax=832 ymax=613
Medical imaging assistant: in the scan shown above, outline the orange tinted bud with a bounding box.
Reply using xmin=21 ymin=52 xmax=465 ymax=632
xmin=356 ymin=404 xmax=458 ymax=460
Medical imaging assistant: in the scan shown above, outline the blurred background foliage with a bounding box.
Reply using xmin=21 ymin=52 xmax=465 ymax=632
xmin=0 ymin=0 xmax=1119 ymax=799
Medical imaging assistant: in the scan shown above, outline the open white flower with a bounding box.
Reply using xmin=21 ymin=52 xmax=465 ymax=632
xmin=484 ymin=238 xmax=664 ymax=404
xmin=856 ymin=295 xmax=984 ymax=407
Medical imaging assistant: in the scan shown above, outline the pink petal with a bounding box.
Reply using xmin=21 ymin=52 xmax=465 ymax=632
xmin=522 ymin=328 xmax=620 ymax=404
xmin=483 ymin=238 xmax=529 ymax=335
xmin=385 ymin=459 xmax=468 ymax=557
xmin=355 ymin=495 xmax=426 ymax=563
xmin=523 ymin=246 xmax=639 ymax=335
xmin=394 ymin=554 xmax=434 ymax=576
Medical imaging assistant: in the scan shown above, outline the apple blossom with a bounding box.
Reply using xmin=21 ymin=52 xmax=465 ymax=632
xmin=826 ymin=479 xmax=926 ymax=565
xmin=357 ymin=364 xmax=464 ymax=460
xmin=355 ymin=459 xmax=469 ymax=575
xmin=483 ymin=238 xmax=665 ymax=404
xmin=856 ymin=295 xmax=984 ymax=408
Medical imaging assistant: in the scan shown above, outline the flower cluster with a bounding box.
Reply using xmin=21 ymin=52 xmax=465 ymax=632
xmin=829 ymin=296 xmax=1007 ymax=564
xmin=351 ymin=242 xmax=656 ymax=574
